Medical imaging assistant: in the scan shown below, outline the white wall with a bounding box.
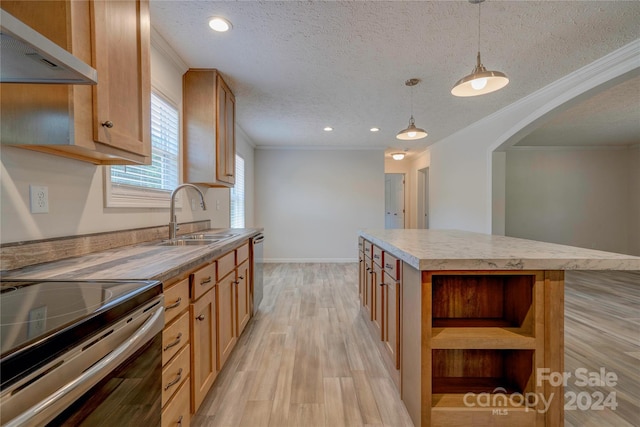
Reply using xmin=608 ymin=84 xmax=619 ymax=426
xmin=255 ymin=149 xmax=384 ymax=261
xmin=0 ymin=35 xmax=245 ymax=244
xmin=505 ymin=147 xmax=638 ymax=255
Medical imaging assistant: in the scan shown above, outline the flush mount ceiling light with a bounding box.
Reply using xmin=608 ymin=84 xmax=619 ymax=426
xmin=396 ymin=78 xmax=427 ymax=141
xmin=323 ymin=126 xmax=333 ymax=131
xmin=392 ymin=153 xmax=406 ymax=161
xmin=451 ymin=0 xmax=509 ymax=97
xmin=370 ymin=127 xmax=380 ymax=132
xmin=208 ymin=17 xmax=232 ymax=32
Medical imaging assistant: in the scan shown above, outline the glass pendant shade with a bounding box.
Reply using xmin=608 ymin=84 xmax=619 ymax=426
xmin=396 ymin=115 xmax=427 ymax=140
xmin=451 ymin=52 xmax=509 ymax=97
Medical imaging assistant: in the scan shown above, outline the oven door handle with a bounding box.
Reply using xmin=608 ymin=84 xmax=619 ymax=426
xmin=5 ymin=302 xmax=164 ymax=427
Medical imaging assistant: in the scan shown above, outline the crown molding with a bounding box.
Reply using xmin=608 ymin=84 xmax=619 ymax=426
xmin=151 ymin=26 xmax=189 ymax=73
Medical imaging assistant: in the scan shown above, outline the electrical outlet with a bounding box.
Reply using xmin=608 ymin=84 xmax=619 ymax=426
xmin=29 ymin=185 xmax=49 ymax=214
xmin=216 ymin=200 xmax=220 ymax=211
xmin=28 ymin=306 xmax=47 ymax=338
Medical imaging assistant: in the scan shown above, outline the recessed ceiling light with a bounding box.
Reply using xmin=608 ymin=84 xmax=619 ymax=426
xmin=370 ymin=127 xmax=380 ymax=132
xmin=324 ymin=127 xmax=333 ymax=132
xmin=208 ymin=17 xmax=232 ymax=32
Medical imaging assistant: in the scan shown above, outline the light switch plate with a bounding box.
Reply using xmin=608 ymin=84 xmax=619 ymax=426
xmin=30 ymin=185 xmax=49 ymax=214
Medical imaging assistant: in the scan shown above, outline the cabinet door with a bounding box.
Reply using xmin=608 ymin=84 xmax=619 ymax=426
xmin=216 ymin=75 xmax=235 ymax=185
xmin=358 ymin=254 xmax=365 ymax=305
xmin=235 ymin=261 xmax=250 ymax=336
xmin=91 ymin=0 xmax=151 ymax=158
xmin=217 ymin=273 xmax=237 ymax=369
xmin=364 ymin=257 xmax=373 ymax=318
xmin=372 ymin=262 xmax=383 ymax=338
xmin=190 ymin=289 xmax=217 ymax=413
xmin=383 ymin=273 xmax=400 ymax=369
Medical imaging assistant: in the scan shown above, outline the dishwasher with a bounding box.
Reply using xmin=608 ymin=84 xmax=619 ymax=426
xmin=251 ymin=233 xmax=264 ymax=314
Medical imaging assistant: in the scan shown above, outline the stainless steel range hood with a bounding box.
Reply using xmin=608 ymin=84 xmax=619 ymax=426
xmin=0 ymin=9 xmax=97 ymax=84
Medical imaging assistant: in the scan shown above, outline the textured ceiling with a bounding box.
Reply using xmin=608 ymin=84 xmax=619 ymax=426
xmin=150 ymin=1 xmax=640 ymax=156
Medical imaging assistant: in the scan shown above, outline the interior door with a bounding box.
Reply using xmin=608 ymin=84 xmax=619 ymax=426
xmin=417 ymin=167 xmax=429 ymax=229
xmin=385 ymin=174 xmax=405 ymax=229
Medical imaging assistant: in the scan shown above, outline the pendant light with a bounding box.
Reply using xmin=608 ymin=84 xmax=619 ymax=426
xmin=451 ymin=0 xmax=509 ymax=97
xmin=396 ymin=78 xmax=427 ymax=140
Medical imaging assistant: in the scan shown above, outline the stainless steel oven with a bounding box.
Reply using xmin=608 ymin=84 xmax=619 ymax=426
xmin=0 ymin=280 xmax=164 ymax=426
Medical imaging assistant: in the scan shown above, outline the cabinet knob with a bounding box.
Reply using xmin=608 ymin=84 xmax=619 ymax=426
xmin=226 ymin=173 xmax=234 ymax=177
xmin=238 ymin=276 xmax=244 ymax=280
xmin=196 ymin=314 xmax=205 ymax=321
xmin=234 ymin=280 xmax=240 ymax=285
xmin=101 ymin=120 xmax=114 ymax=128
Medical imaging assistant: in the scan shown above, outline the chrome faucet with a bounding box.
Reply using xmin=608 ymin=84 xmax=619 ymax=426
xmin=169 ymin=183 xmax=207 ymax=239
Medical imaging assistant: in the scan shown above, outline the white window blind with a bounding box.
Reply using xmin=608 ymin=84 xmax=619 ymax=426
xmin=106 ymin=91 xmax=179 ymax=207
xmin=230 ymin=154 xmax=245 ymax=228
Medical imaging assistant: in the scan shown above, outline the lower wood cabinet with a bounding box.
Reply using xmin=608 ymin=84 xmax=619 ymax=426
xmin=162 ymin=277 xmax=192 ymax=427
xmin=235 ymin=260 xmax=250 ymax=336
xmin=217 ymin=271 xmax=237 ymax=369
xmin=161 ymin=379 xmax=191 ymax=427
xmin=161 ymin=238 xmax=254 ymax=420
xmin=358 ymin=239 xmax=402 ymax=391
xmin=190 ymin=287 xmax=217 ymax=412
xmin=381 ymin=271 xmax=400 ymax=369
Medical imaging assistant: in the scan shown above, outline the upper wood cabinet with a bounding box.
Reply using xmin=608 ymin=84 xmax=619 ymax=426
xmin=0 ymin=0 xmax=151 ymax=165
xmin=183 ymin=69 xmax=236 ymax=187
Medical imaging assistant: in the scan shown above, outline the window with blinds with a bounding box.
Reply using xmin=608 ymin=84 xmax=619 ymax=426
xmin=105 ymin=91 xmax=180 ymax=207
xmin=230 ymin=154 xmax=245 ymax=228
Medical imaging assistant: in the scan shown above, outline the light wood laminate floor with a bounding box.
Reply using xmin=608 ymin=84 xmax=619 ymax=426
xmin=192 ymin=264 xmax=639 ymax=427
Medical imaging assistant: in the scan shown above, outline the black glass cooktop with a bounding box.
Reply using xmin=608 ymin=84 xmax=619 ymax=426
xmin=0 ymin=279 xmax=162 ymax=389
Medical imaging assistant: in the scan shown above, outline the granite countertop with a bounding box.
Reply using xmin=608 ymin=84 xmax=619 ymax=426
xmin=1 ymin=228 xmax=263 ymax=283
xmin=359 ymin=229 xmax=640 ymax=271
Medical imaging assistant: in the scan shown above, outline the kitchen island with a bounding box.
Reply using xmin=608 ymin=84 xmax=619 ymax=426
xmin=357 ymin=229 xmax=640 ymax=427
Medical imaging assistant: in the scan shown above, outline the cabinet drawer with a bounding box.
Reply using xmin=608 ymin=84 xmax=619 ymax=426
xmin=191 ymin=262 xmax=216 ymax=301
xmin=383 ymin=252 xmax=401 ymax=280
xmin=363 ymin=240 xmax=372 ymax=258
xmin=161 ymin=378 xmax=190 ymax=427
xmin=162 ymin=343 xmax=190 ymax=407
xmin=372 ymin=245 xmax=383 ymax=267
xmin=236 ymin=242 xmax=249 ymax=264
xmin=217 ymin=251 xmax=235 ymax=281
xmin=164 ymin=278 xmax=189 ymax=324
xmin=162 ymin=311 xmax=189 ymax=366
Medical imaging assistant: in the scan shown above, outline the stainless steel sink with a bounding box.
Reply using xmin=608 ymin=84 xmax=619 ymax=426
xmin=158 ymin=231 xmax=240 ymax=246
xmin=159 ymin=239 xmax=221 ymax=246
xmin=181 ymin=233 xmax=238 ymax=240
